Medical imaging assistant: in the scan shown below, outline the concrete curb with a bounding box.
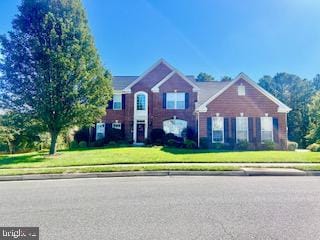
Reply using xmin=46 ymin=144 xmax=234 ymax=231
xmin=241 ymin=168 xmax=307 ymax=176
xmin=0 ymin=169 xmax=319 ymax=181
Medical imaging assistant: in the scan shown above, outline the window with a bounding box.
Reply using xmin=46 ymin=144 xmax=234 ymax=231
xmin=113 ymin=94 xmax=122 ymax=110
xmin=166 ymin=93 xmax=185 ymax=109
xmin=236 ymin=117 xmax=248 ymax=141
xmin=163 ymin=119 xmax=187 ymax=137
xmin=112 ymin=122 xmax=121 ymax=130
xmin=238 ymin=85 xmax=246 ymax=96
xmin=212 ymin=117 xmax=224 ymax=143
xmin=96 ymin=123 xmax=105 ymax=140
xmin=261 ymin=117 xmax=273 ymax=142
xmin=136 ymin=94 xmax=146 ymax=110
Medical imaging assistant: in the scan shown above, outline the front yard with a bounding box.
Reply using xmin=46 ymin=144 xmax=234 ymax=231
xmin=0 ymin=146 xmax=319 ymax=170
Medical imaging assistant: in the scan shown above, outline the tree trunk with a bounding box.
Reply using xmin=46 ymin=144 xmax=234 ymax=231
xmin=7 ymin=141 xmax=13 ymax=154
xmin=49 ymin=132 xmax=58 ymax=155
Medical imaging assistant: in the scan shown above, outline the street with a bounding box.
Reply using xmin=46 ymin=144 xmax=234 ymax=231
xmin=1 ymin=176 xmax=320 ymax=240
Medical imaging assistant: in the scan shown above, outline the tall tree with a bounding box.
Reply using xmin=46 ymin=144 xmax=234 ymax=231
xmin=306 ymin=92 xmax=320 ymax=144
xmin=0 ymin=0 xmax=112 ymax=154
xmin=196 ymin=72 xmax=215 ymax=82
xmin=0 ymin=124 xmax=17 ymax=154
xmin=220 ymin=76 xmax=232 ymax=82
xmin=259 ymin=73 xmax=313 ymax=147
xmin=313 ymin=74 xmax=320 ymax=91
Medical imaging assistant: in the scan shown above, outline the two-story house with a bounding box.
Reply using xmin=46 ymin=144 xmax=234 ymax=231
xmin=97 ymin=59 xmax=291 ymax=149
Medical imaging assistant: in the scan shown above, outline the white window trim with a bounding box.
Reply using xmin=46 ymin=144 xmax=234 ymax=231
xmin=96 ymin=123 xmax=105 ymax=140
xmin=261 ymin=117 xmax=274 ymax=143
xmin=166 ymin=92 xmax=186 ymax=110
xmin=212 ymin=117 xmax=224 ymax=143
xmin=135 ymin=92 xmax=147 ymax=111
xmin=112 ymin=94 xmax=122 ymax=110
xmin=112 ymin=122 xmax=122 ymax=130
xmin=163 ymin=119 xmax=187 ymax=137
xmin=236 ymin=117 xmax=249 ymax=142
xmin=133 ymin=91 xmax=148 ymax=143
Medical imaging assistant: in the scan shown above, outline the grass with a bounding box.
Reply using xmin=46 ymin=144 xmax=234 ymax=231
xmin=0 ymin=165 xmax=239 ymax=176
xmin=0 ymin=146 xmax=319 ymax=170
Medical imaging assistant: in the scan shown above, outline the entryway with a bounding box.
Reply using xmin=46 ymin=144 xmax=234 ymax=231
xmin=136 ymin=123 xmax=145 ymax=143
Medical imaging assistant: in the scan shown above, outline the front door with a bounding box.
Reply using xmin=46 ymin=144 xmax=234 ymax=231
xmin=136 ymin=123 xmax=145 ymax=143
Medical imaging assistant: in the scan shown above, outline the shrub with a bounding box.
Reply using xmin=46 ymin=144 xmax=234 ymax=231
xmin=164 ymin=133 xmax=176 ymax=144
xmin=199 ymin=137 xmax=210 ymax=149
xmin=261 ymin=140 xmax=275 ymax=150
xmin=144 ymin=138 xmax=152 ymax=146
xmin=199 ymin=137 xmax=209 ymax=149
xmin=126 ymin=136 xmax=134 ymax=145
xmin=280 ymin=138 xmax=287 ymax=150
xmin=212 ymin=143 xmax=224 ymax=150
xmin=150 ymin=128 xmax=165 ymax=145
xmin=225 ymin=137 xmax=236 ymax=149
xmin=78 ymin=141 xmax=87 ymax=148
xmin=163 ymin=133 xmax=184 ymax=145
xmin=167 ymin=139 xmax=184 ymax=148
xmin=69 ymin=140 xmax=78 ymax=149
xmin=106 ymin=128 xmax=124 ymax=142
xmin=94 ymin=139 xmax=105 ymax=147
xmin=307 ymin=143 xmax=320 ymax=152
xmin=108 ymin=141 xmax=117 ymax=146
xmin=236 ymin=140 xmax=249 ymax=150
xmin=184 ymin=139 xmax=197 ymax=149
xmin=74 ymin=128 xmax=90 ymax=143
xmin=167 ymin=139 xmax=177 ymax=148
xmin=287 ymin=141 xmax=298 ymax=151
xmin=181 ymin=127 xmax=196 ymax=141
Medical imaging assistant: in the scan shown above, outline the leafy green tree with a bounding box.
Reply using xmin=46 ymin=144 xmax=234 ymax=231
xmin=306 ymin=92 xmax=320 ymax=144
xmin=259 ymin=73 xmax=313 ymax=147
xmin=220 ymin=76 xmax=232 ymax=82
xmin=0 ymin=125 xmax=16 ymax=154
xmin=313 ymin=74 xmax=320 ymax=91
xmin=0 ymin=113 xmax=44 ymax=153
xmin=0 ymin=0 xmax=112 ymax=155
xmin=196 ymin=72 xmax=215 ymax=82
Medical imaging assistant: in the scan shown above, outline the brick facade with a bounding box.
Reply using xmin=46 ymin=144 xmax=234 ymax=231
xmin=105 ymin=64 xmax=197 ymax=139
xmin=198 ymin=78 xmax=288 ymax=149
xmin=102 ymin=60 xmax=290 ymax=149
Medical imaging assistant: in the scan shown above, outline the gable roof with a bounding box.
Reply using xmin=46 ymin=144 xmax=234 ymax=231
xmin=112 ymin=75 xmax=196 ymax=91
xmin=196 ymin=73 xmax=291 ymax=113
xmin=151 ymin=71 xmax=200 ymax=92
xmin=193 ymin=81 xmax=230 ymax=108
xmin=114 ymin=58 xmax=199 ymax=93
xmin=123 ymin=59 xmax=174 ymax=92
xmin=112 ymin=76 xmax=138 ymax=91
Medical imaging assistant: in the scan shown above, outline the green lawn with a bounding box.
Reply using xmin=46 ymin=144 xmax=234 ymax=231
xmin=0 ymin=146 xmax=319 ymax=170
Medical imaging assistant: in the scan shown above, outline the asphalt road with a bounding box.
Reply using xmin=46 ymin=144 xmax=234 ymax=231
xmin=1 ymin=176 xmax=320 ymax=240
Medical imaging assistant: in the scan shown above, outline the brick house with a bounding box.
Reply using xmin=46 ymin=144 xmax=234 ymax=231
xmin=98 ymin=59 xmax=291 ymax=149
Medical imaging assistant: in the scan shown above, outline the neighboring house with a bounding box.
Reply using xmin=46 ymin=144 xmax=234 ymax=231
xmin=98 ymin=59 xmax=291 ymax=149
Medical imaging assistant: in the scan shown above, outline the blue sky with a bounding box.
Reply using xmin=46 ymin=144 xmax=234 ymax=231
xmin=0 ymin=0 xmax=320 ymax=81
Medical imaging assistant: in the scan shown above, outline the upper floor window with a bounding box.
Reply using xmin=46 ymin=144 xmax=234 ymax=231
xmin=238 ymin=84 xmax=246 ymax=96
xmin=212 ymin=117 xmax=224 ymax=143
xmin=236 ymin=117 xmax=248 ymax=141
xmin=261 ymin=117 xmax=273 ymax=142
xmin=113 ymin=94 xmax=122 ymax=110
xmin=166 ymin=92 xmax=185 ymax=109
xmin=136 ymin=94 xmax=146 ymax=110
